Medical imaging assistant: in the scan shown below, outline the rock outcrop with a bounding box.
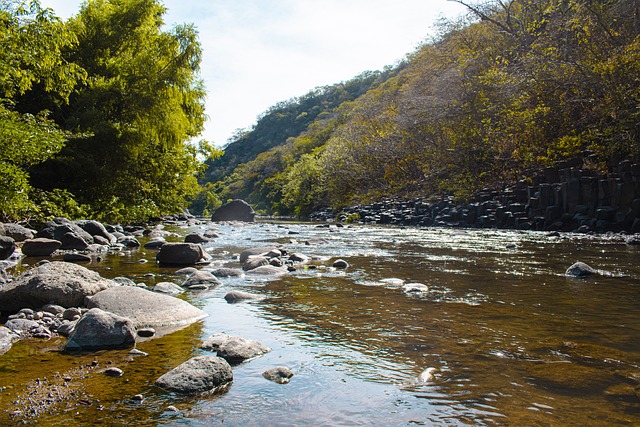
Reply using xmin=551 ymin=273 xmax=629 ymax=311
xmin=65 ymin=308 xmax=136 ymax=351
xmin=155 ymin=355 xmax=233 ymax=393
xmin=0 ymin=261 xmax=116 ymax=312
xmin=156 ymin=242 xmax=211 ymax=265
xmin=85 ymin=286 xmax=208 ymax=329
xmin=211 ymin=199 xmax=255 ymax=222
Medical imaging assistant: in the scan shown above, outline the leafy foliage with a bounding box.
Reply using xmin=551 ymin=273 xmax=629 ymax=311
xmin=28 ymin=0 xmax=208 ymax=223
xmin=204 ymin=0 xmax=640 ymax=215
xmin=0 ymin=1 xmax=84 ymax=221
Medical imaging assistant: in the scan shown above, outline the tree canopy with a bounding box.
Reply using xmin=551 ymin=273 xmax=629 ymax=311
xmin=0 ymin=0 xmax=208 ymax=223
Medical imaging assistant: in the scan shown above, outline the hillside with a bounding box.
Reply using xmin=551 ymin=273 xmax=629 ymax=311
xmin=197 ymin=0 xmax=640 ymax=217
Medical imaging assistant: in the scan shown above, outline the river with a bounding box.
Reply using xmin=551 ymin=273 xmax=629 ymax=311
xmin=1 ymin=221 xmax=639 ymax=426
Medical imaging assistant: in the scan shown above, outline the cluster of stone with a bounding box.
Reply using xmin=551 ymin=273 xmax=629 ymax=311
xmin=313 ymin=160 xmax=640 ymax=234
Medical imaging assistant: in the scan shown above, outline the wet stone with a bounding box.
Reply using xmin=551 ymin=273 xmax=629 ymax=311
xmin=262 ymin=367 xmax=293 ymax=384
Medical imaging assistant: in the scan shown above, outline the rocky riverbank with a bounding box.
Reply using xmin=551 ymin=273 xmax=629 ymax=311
xmin=0 ymin=214 xmax=340 ymax=423
xmin=311 ymin=160 xmax=640 ymax=234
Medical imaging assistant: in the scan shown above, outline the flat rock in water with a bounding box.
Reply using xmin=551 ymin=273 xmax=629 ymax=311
xmin=245 ymin=265 xmax=287 ymax=276
xmin=153 ymin=282 xmax=184 ymax=295
xmin=0 ymin=261 xmax=116 ymax=312
xmin=224 ymin=290 xmax=264 ymax=303
xmin=239 ymin=245 xmax=283 ymax=263
xmin=565 ymin=262 xmax=597 ymax=278
xmin=86 ymin=286 xmax=207 ymax=329
xmin=209 ymin=267 xmax=244 ymax=278
xmin=182 ymin=270 xmax=221 ymax=288
xmin=215 ymin=335 xmax=270 ymax=365
xmin=21 ymin=238 xmax=62 ymax=257
xmin=155 ymin=355 xmax=233 ymax=394
xmin=65 ymin=308 xmax=136 ymax=351
xmin=262 ymin=366 xmax=293 ymax=384
xmin=63 ymin=253 xmax=92 ymax=263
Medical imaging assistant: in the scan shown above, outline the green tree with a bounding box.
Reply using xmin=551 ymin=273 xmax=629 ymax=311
xmin=0 ymin=0 xmax=85 ymax=220
xmin=31 ymin=0 xmax=207 ymax=223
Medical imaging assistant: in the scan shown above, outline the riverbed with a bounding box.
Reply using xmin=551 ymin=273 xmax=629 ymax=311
xmin=1 ymin=221 xmax=639 ymax=426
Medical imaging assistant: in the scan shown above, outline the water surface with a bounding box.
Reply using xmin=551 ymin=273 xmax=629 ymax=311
xmin=1 ymin=222 xmax=639 ymax=426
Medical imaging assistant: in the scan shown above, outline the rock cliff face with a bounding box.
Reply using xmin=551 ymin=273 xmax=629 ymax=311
xmin=312 ymin=159 xmax=640 ymax=234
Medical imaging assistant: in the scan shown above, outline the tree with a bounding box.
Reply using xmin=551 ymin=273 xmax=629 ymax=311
xmin=0 ymin=0 xmax=85 ymax=220
xmin=30 ymin=0 xmax=207 ymax=223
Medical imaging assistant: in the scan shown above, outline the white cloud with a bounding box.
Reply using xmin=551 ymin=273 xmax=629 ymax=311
xmin=40 ymin=0 xmax=466 ymax=146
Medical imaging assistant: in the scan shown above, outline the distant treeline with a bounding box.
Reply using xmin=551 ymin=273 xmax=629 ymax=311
xmin=199 ymin=0 xmax=640 ymax=217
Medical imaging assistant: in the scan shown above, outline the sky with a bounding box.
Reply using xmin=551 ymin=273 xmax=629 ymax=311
xmin=39 ymin=0 xmax=467 ymax=146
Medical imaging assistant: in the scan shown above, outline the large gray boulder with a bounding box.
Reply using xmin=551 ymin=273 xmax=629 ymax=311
xmin=181 ymin=270 xmax=221 ymax=289
xmin=0 ymin=261 xmax=117 ymax=312
xmin=242 ymin=255 xmax=270 ymax=271
xmin=213 ymin=335 xmax=271 ymax=365
xmin=0 ymin=236 xmax=15 ymax=260
xmin=155 ymin=355 xmax=233 ymax=394
xmin=211 ymin=199 xmax=255 ymax=222
xmin=85 ymin=286 xmax=207 ymax=329
xmin=156 ymin=242 xmax=210 ymax=265
xmin=65 ymin=308 xmax=136 ymax=351
xmin=1 ymin=223 xmax=36 ymax=242
xmin=36 ymin=218 xmax=94 ymax=250
xmin=75 ymin=220 xmax=117 ymax=244
xmin=239 ymin=245 xmax=284 ymax=263
xmin=22 ymin=238 xmax=62 ymax=257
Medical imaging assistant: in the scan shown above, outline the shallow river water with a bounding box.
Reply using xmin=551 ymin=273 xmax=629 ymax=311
xmin=1 ymin=221 xmax=640 ymax=426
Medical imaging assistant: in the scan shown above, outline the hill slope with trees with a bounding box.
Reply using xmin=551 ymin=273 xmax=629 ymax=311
xmin=200 ymin=0 xmax=640 ymax=217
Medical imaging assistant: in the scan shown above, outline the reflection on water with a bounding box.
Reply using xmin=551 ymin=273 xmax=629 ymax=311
xmin=1 ymin=222 xmax=640 ymax=426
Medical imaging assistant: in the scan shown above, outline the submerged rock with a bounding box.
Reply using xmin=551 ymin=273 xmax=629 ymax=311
xmin=224 ymin=290 xmax=264 ymax=303
xmin=332 ymin=259 xmax=349 ymax=269
xmin=155 ymin=355 xmax=233 ymax=394
xmin=565 ymin=262 xmax=597 ymax=278
xmin=244 ymin=265 xmax=287 ymax=276
xmin=417 ymin=367 xmax=438 ymax=383
xmin=209 ymin=267 xmax=244 ymax=278
xmin=65 ymin=308 xmax=136 ymax=351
